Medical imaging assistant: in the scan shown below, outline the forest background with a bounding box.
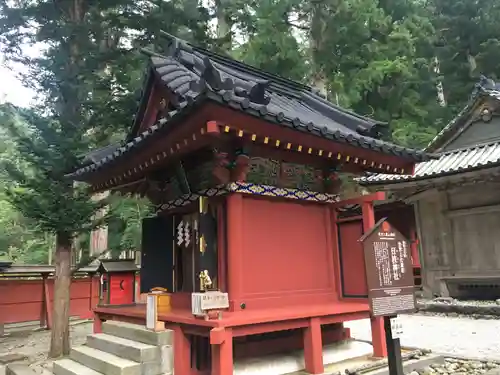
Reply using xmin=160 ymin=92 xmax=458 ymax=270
xmin=0 ymin=0 xmax=498 ymax=265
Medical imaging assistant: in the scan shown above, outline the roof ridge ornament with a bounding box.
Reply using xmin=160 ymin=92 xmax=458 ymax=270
xmin=160 ymin=30 xmax=193 ymax=57
xmin=201 ymin=56 xmax=232 ymax=91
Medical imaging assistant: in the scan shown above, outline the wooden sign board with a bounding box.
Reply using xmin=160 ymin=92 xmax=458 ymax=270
xmin=192 ymin=291 xmax=229 ymax=317
xmin=359 ymin=218 xmax=416 ymax=317
xmin=146 ymin=294 xmax=156 ymax=330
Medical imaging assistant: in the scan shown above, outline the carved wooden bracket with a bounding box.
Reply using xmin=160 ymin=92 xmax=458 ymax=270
xmin=212 ymin=152 xmax=231 ymax=184
xmin=232 ymin=153 xmax=250 ymax=182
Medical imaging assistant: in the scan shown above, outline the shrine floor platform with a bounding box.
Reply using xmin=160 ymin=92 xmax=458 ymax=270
xmin=94 ymin=300 xmax=371 ymax=333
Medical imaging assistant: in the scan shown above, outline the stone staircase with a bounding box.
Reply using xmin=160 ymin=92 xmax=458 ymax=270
xmin=52 ymin=321 xmax=173 ymax=375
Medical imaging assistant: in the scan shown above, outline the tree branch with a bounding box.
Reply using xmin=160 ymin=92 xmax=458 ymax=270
xmin=71 ymin=248 xmax=109 ymax=275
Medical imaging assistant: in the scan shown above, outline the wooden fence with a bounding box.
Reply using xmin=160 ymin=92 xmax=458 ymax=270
xmin=0 ymin=270 xmax=100 ymax=331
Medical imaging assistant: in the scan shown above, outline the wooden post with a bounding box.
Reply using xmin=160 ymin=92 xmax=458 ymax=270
xmin=40 ymin=274 xmax=47 ymax=328
xmin=93 ymin=311 xmax=102 ymax=333
xmin=173 ymin=325 xmax=191 ymax=375
xmin=226 ymin=193 xmax=243 ymax=311
xmin=42 ymin=274 xmax=53 ymax=329
xmin=362 ymin=201 xmax=387 ymax=358
xmin=210 ymin=327 xmax=233 ymax=375
xmin=303 ymin=317 xmax=324 ymax=374
xmin=88 ymin=274 xmax=94 ymax=316
xmin=384 ymin=316 xmax=404 ymax=375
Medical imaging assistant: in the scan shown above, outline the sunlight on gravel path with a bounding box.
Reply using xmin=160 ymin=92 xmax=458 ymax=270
xmin=346 ymin=315 xmax=500 ymax=360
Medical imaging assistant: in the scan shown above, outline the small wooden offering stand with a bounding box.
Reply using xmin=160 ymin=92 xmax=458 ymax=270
xmin=72 ymin=34 xmax=431 ymax=375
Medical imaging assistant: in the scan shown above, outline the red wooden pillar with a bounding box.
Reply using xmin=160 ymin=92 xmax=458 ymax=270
xmin=303 ymin=317 xmax=324 ymax=374
xmin=362 ymin=201 xmax=387 ymax=358
xmin=173 ymin=325 xmax=191 ymax=375
xmin=42 ymin=274 xmax=53 ymax=329
xmin=410 ymin=229 xmax=420 ymax=268
xmin=93 ymin=311 xmax=103 ymax=333
xmin=226 ymin=193 xmax=243 ymax=311
xmin=210 ymin=327 xmax=233 ymax=375
xmin=88 ymin=274 xmax=94 ymax=317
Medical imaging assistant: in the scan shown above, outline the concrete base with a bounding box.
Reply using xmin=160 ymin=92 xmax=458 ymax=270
xmin=234 ymin=339 xmax=373 ymax=375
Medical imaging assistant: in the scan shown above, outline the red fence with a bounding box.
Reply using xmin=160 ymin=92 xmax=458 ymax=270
xmin=0 ymin=275 xmax=100 ymax=329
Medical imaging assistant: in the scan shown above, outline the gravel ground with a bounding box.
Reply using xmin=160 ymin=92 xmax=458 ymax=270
xmin=406 ymin=358 xmax=500 ymax=375
xmin=346 ymin=315 xmax=500 ymax=360
xmin=0 ymin=322 xmax=92 ymax=372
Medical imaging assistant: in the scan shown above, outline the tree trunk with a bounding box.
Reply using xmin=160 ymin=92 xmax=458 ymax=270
xmin=215 ymin=0 xmax=232 ymax=52
xmin=49 ymin=232 xmax=72 ymax=358
xmin=309 ymin=1 xmax=328 ymax=99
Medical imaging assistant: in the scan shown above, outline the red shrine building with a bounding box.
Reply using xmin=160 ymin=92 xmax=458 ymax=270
xmin=69 ymin=35 xmax=430 ymax=375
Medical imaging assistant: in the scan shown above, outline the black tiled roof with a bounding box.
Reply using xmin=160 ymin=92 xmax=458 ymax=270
xmin=70 ymin=34 xmax=431 ymax=179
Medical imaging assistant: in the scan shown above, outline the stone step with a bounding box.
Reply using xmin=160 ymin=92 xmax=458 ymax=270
xmin=53 ymin=359 xmax=103 ymax=375
xmin=5 ymin=364 xmax=36 ymax=375
xmin=102 ymin=321 xmax=172 ymax=347
xmin=86 ymin=333 xmax=159 ymax=363
xmin=70 ymin=346 xmax=140 ymax=375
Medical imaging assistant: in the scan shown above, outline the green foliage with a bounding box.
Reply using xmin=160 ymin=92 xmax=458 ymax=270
xmin=1 ymin=0 xmax=500 ymax=262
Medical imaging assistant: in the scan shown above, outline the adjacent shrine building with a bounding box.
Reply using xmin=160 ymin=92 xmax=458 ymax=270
xmin=69 ymin=35 xmax=430 ymax=375
xmin=360 ymin=77 xmax=500 ymax=299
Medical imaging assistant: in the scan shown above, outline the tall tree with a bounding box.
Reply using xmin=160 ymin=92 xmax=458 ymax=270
xmin=235 ymin=0 xmax=307 ymax=82
xmin=0 ymin=0 xmax=211 ymax=358
xmin=430 ymin=0 xmax=500 ymax=112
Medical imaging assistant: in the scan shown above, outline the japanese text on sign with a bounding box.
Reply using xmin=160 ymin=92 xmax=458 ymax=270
xmin=360 ymin=219 xmax=416 ymax=317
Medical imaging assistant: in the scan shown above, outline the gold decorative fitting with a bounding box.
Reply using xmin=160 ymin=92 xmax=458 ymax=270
xmin=176 ymin=143 xmax=180 ymax=150
xmin=199 ymin=270 xmax=213 ymax=292
xmin=200 ymin=128 xmax=205 ymax=134
xmin=393 ymin=167 xmax=398 ymax=172
xmin=318 ymin=150 xmax=323 ymax=156
xmin=362 ymin=160 xmax=367 ymax=165
xmin=286 ymin=143 xmax=292 ymax=149
xmin=386 ymin=165 xmax=391 ymax=171
xmin=297 ymin=145 xmax=303 ymax=152
xmin=224 ymin=126 xmax=230 ymax=133
xmin=192 ymin=134 xmax=197 ymax=141
xmin=275 ymin=140 xmax=281 ymax=147
xmin=337 ymin=153 xmax=342 ymax=160
xmin=251 ymin=134 xmax=257 ymax=141
xmin=264 ymin=137 xmax=269 ymax=144
xmin=139 ymin=165 xmax=143 ymax=170
xmin=307 ymin=148 xmax=312 ymax=154
xmin=162 ymin=151 xmax=167 ymax=157
xmin=371 ymin=161 xmax=375 ymax=167
xmin=346 ymin=155 xmax=351 ymax=162
xmin=184 ymin=139 xmax=188 ymax=145
xmin=354 ymin=157 xmax=359 ymax=163
xmin=170 ymin=148 xmax=174 ymax=154
xmin=378 ymin=164 xmax=383 ymax=168
xmin=200 ymin=236 xmax=207 ymax=254
xmin=238 ymin=130 xmax=244 ymax=137
xmin=328 ymin=152 xmax=332 ymax=158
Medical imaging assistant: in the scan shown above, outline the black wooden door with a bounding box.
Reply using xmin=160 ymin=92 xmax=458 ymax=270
xmin=140 ymin=216 xmax=174 ymax=293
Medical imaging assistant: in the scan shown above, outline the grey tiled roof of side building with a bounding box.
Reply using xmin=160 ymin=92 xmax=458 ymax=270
xmin=359 ymin=76 xmax=500 ymax=185
xmin=359 ymin=141 xmax=500 ymax=185
xmin=69 ymin=34 xmax=431 ymax=179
